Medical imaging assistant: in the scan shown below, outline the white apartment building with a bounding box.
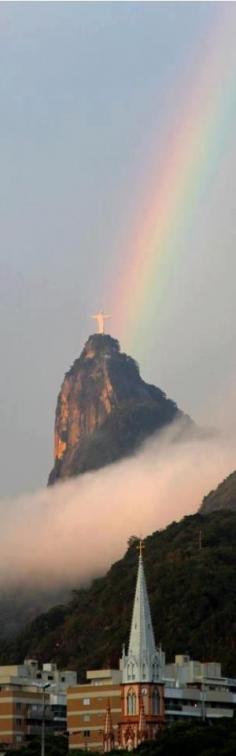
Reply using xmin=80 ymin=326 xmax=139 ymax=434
xmin=164 ymin=654 xmax=236 ymax=722
xmin=0 ymin=659 xmax=76 ymax=692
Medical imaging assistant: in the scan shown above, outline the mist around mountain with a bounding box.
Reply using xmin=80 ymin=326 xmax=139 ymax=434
xmin=2 ymin=510 xmax=236 ymax=679
xmin=2 ymin=334 xmax=236 ymax=660
xmin=48 ymin=334 xmax=188 ymax=484
xmin=0 ymin=586 xmax=70 ymax=644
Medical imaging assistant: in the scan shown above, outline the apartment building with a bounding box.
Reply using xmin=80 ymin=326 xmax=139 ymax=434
xmin=0 ymin=659 xmax=77 ymax=749
xmin=68 ymin=670 xmax=122 ymax=751
xmin=164 ymin=654 xmax=236 ymax=722
xmin=0 ymin=687 xmax=51 ymax=749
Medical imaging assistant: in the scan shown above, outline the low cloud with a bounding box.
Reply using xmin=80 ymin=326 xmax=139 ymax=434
xmin=0 ymin=420 xmax=236 ymax=590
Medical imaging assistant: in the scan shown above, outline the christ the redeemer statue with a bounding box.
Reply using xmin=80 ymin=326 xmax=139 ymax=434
xmin=91 ymin=311 xmax=110 ymax=334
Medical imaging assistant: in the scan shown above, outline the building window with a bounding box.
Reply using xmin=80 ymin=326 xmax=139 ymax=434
xmin=16 ymin=718 xmax=22 ymax=727
xmin=127 ymin=689 xmax=136 ymax=715
xmin=84 ymin=730 xmax=90 ymax=737
xmin=36 ymin=672 xmax=42 ymax=679
xmin=128 ymin=662 xmax=135 ymax=680
xmin=152 ymin=661 xmax=159 ymax=678
xmin=152 ymin=690 xmax=159 ymax=715
xmin=83 ymin=698 xmax=90 ymax=705
xmin=16 ymin=703 xmax=22 ymax=712
xmin=47 ymin=675 xmax=53 ymax=680
xmin=84 ymin=715 xmax=90 ymax=722
xmin=31 ymin=704 xmax=41 ymax=713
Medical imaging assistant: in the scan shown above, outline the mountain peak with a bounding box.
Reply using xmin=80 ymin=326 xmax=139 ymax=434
xmin=82 ymin=333 xmax=120 ymax=359
xmin=48 ymin=334 xmax=186 ymax=485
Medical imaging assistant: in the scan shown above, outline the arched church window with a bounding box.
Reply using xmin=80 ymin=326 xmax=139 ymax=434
xmin=141 ymin=687 xmax=148 ymax=714
xmin=152 ymin=689 xmax=159 ymax=715
xmin=127 ymin=689 xmax=136 ymax=716
xmin=152 ymin=661 xmax=159 ymax=679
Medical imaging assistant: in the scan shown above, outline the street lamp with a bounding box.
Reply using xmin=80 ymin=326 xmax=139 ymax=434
xmin=33 ymin=681 xmax=51 ymax=756
xmin=41 ymin=682 xmax=51 ymax=756
xmin=201 ymin=682 xmax=206 ymax=722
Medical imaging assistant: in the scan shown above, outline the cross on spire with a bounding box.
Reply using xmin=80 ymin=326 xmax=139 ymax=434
xmin=121 ymin=542 xmax=165 ymax=683
xmin=91 ymin=311 xmax=110 ymax=334
xmin=137 ymin=539 xmax=145 ymax=558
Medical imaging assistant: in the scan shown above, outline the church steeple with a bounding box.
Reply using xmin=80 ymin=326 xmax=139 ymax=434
xmin=128 ymin=544 xmax=156 ymax=660
xmin=103 ymin=700 xmax=114 ymax=752
xmin=121 ymin=542 xmax=165 ymax=683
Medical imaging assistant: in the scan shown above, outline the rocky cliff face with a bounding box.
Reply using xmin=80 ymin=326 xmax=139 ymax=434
xmin=48 ymin=334 xmax=186 ymax=484
xmin=200 ymin=469 xmax=236 ymax=514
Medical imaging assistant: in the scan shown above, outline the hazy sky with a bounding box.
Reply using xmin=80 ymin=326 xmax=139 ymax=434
xmin=1 ymin=2 xmax=236 ymax=496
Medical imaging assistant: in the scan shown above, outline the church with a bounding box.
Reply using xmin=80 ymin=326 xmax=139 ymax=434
xmin=67 ymin=544 xmax=165 ymax=751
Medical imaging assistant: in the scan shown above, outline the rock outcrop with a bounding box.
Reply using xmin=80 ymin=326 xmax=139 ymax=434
xmin=200 ymin=469 xmax=236 ymax=515
xmin=48 ymin=333 xmax=186 ymax=484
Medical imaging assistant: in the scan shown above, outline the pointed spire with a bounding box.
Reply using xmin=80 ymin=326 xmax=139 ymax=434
xmin=121 ymin=542 xmax=165 ymax=683
xmin=103 ymin=700 xmax=114 ymax=752
xmin=128 ymin=544 xmax=156 ymax=660
xmin=104 ymin=700 xmax=113 ymax=735
xmin=138 ymin=697 xmax=147 ymax=743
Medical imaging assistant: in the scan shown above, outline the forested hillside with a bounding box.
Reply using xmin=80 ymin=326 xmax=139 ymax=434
xmin=2 ymin=510 xmax=236 ymax=679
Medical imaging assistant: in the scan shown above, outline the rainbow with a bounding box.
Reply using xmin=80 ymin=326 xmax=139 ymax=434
xmin=112 ymin=7 xmax=236 ymax=356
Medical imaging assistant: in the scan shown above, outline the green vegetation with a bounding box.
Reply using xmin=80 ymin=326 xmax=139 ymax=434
xmin=2 ymin=510 xmax=236 ymax=678
xmin=5 ymin=720 xmax=236 ymax=756
xmin=137 ymin=719 xmax=236 ymax=756
xmin=5 ymin=733 xmax=67 ymax=756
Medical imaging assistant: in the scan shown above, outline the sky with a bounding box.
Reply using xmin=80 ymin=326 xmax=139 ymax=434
xmin=1 ymin=2 xmax=236 ymax=497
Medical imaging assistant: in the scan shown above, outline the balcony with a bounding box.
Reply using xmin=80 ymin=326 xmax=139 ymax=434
xmin=26 ymin=706 xmax=53 ymax=722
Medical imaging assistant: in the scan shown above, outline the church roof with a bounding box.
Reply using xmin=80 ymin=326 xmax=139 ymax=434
xmin=128 ymin=546 xmax=156 ymax=660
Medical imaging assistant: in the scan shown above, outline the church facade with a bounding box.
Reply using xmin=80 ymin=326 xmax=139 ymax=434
xmin=118 ymin=544 xmax=165 ymax=749
xmin=68 ymin=545 xmax=165 ymax=751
